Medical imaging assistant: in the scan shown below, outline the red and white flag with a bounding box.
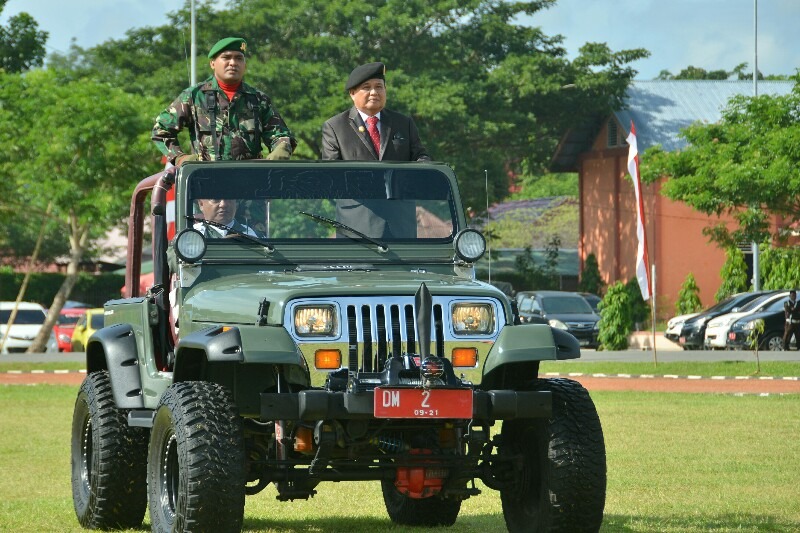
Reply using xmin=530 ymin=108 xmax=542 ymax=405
xmin=626 ymin=121 xmax=652 ymax=301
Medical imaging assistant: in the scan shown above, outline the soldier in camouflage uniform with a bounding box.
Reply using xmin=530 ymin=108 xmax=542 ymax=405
xmin=152 ymin=37 xmax=295 ymax=165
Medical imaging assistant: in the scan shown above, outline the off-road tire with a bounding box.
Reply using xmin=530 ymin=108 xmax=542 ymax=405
xmin=381 ymin=479 xmax=461 ymax=526
xmin=71 ymin=371 xmax=148 ymax=529
xmin=500 ymin=378 xmax=606 ymax=532
xmin=148 ymin=381 xmax=245 ymax=533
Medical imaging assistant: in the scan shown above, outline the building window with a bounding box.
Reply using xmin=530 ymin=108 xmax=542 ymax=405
xmin=607 ymin=119 xmax=619 ymax=147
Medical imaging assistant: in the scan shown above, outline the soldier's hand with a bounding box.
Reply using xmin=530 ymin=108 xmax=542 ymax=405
xmin=265 ymin=141 xmax=292 ymax=161
xmin=175 ymin=153 xmax=199 ymax=166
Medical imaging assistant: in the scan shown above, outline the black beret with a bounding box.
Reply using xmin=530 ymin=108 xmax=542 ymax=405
xmin=208 ymin=37 xmax=247 ymax=59
xmin=345 ymin=62 xmax=386 ymax=91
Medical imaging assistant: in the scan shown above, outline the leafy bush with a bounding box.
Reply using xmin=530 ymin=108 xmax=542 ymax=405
xmin=716 ymin=247 xmax=749 ymax=302
xmin=578 ymin=253 xmax=605 ymax=296
xmin=759 ymin=246 xmax=800 ymax=290
xmin=597 ymin=281 xmax=632 ymax=350
xmin=675 ymin=273 xmax=703 ymax=315
xmin=624 ymin=278 xmax=650 ymax=329
xmin=0 ymin=272 xmax=124 ymax=307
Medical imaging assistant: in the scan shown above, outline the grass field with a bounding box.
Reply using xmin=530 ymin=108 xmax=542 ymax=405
xmin=1 ymin=382 xmax=798 ymax=532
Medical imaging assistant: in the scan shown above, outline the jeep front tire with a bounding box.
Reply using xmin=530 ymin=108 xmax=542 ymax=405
xmin=500 ymin=378 xmax=606 ymax=532
xmin=147 ymin=381 xmax=246 ymax=533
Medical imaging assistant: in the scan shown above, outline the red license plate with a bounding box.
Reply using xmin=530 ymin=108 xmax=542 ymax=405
xmin=679 ymin=336 xmax=686 ymax=344
xmin=728 ymin=332 xmax=736 ymax=340
xmin=374 ymin=388 xmax=473 ymax=419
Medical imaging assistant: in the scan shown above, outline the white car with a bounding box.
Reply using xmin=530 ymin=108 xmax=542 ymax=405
xmin=664 ymin=312 xmax=700 ymax=344
xmin=704 ymin=291 xmax=788 ymax=349
xmin=0 ymin=302 xmax=59 ymax=354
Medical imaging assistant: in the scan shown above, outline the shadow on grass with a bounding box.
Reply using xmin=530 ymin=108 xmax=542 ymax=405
xmin=601 ymin=513 xmax=800 ymax=532
xmin=237 ymin=513 xmax=800 ymax=532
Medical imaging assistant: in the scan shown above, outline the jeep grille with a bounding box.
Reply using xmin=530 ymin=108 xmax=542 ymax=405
xmin=286 ymin=296 xmax=503 ymax=372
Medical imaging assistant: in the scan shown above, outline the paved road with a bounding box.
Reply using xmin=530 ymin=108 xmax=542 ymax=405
xmin=4 ymin=349 xmax=800 ymax=364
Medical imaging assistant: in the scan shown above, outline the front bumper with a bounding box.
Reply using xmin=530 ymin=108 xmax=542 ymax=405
xmin=261 ymin=389 xmax=552 ymax=421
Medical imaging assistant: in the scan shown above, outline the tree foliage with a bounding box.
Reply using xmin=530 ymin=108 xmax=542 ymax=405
xmin=596 ymin=281 xmax=631 ymax=350
xmin=641 ymin=81 xmax=800 ymax=248
xmin=675 ymin=272 xmax=703 ymax=315
xmin=0 ymin=1 xmax=48 ymax=73
xmin=0 ymin=69 xmax=161 ymax=350
xmin=759 ymin=246 xmax=800 ymax=290
xmin=715 ymin=246 xmax=749 ymax=302
xmin=55 ymin=0 xmax=647 ymax=210
xmin=513 ymin=237 xmax=561 ymax=290
xmin=578 ymin=253 xmax=605 ymax=296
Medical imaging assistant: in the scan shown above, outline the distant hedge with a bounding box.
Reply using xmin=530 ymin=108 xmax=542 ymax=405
xmin=0 ymin=272 xmax=125 ymax=308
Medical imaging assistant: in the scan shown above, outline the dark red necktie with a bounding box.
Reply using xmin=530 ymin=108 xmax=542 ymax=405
xmin=366 ymin=116 xmax=381 ymax=157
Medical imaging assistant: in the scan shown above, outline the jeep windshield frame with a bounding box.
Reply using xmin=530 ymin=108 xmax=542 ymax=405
xmin=180 ymin=162 xmax=458 ymax=245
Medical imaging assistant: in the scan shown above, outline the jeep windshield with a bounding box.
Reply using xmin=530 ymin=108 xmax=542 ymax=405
xmin=183 ymin=164 xmax=456 ymax=243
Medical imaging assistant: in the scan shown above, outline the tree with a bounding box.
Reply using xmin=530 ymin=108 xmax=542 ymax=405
xmin=0 ymin=69 xmax=161 ymax=351
xmin=63 ymin=0 xmax=648 ymax=210
xmin=596 ymin=281 xmax=630 ymax=350
xmin=577 ymin=253 xmax=604 ymax=295
xmin=759 ymin=246 xmax=800 ymax=290
xmin=642 ymin=80 xmax=800 ymax=248
xmin=675 ymin=273 xmax=703 ymax=315
xmin=0 ymin=1 xmax=48 ymax=73
xmin=715 ymin=247 xmax=749 ymax=302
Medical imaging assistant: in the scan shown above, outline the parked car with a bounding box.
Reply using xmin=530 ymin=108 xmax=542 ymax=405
xmin=578 ymin=292 xmax=602 ymax=313
xmin=53 ymin=306 xmax=90 ymax=352
xmin=727 ymin=300 xmax=798 ymax=351
xmin=677 ymin=292 xmax=766 ymax=350
xmin=704 ymin=291 xmax=785 ymax=349
xmin=664 ymin=312 xmax=700 ymax=344
xmin=0 ymin=301 xmax=59 ymax=354
xmin=70 ymin=308 xmax=104 ymax=352
xmin=519 ymin=290 xmax=600 ymax=347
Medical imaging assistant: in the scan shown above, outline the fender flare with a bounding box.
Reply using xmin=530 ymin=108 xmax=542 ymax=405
xmin=86 ymin=323 xmax=144 ymax=409
xmin=481 ymin=324 xmax=580 ymax=389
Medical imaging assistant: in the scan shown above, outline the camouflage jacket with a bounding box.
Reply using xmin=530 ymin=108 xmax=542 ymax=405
xmin=152 ymin=76 xmax=296 ymax=163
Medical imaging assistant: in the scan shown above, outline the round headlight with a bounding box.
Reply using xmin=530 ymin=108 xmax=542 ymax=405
xmin=175 ymin=228 xmax=207 ymax=263
xmin=454 ymin=229 xmax=486 ymax=262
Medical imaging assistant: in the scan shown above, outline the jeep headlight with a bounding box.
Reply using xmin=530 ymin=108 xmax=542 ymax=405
xmin=294 ymin=305 xmax=337 ymax=336
xmin=452 ymin=303 xmax=493 ymax=335
xmin=454 ymin=229 xmax=486 ymax=262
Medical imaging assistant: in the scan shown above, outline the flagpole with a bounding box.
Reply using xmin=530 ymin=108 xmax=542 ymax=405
xmin=626 ymin=120 xmax=655 ymax=365
xmin=651 ymin=264 xmax=658 ymax=366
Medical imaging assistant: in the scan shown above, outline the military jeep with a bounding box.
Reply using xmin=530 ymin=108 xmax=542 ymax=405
xmin=71 ymin=160 xmax=606 ymax=532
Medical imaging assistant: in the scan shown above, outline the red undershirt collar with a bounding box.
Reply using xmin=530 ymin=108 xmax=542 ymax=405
xmin=216 ymin=78 xmax=242 ymax=101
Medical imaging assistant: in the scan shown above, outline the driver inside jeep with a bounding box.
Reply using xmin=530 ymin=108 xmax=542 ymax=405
xmin=193 ymin=197 xmax=265 ymax=238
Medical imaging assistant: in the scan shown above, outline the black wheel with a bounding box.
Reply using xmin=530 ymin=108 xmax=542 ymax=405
xmin=71 ymin=371 xmax=148 ymax=529
xmin=148 ymin=381 xmax=245 ymax=533
xmin=381 ymin=479 xmax=461 ymax=526
xmin=760 ymin=333 xmax=784 ymax=351
xmin=500 ymin=378 xmax=606 ymax=533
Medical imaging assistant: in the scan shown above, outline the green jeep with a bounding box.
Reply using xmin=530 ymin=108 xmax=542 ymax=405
xmin=71 ymin=160 xmax=606 ymax=532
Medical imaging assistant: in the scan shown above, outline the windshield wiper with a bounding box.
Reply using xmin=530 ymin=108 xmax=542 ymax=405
xmin=300 ymin=211 xmax=388 ymax=253
xmin=186 ymin=216 xmax=274 ymax=253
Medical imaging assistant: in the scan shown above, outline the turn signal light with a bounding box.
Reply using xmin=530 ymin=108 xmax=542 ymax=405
xmin=451 ymin=348 xmax=478 ymax=368
xmin=314 ymin=349 xmax=342 ymax=369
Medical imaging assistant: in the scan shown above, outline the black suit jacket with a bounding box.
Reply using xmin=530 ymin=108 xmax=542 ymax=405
xmin=321 ymin=107 xmax=430 ymax=161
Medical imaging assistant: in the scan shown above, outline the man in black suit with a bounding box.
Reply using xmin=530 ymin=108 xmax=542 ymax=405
xmin=321 ymin=62 xmax=430 ymax=161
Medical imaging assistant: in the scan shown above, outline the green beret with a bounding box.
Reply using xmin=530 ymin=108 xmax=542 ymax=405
xmin=208 ymin=37 xmax=247 ymax=59
xmin=345 ymin=62 xmax=386 ymax=91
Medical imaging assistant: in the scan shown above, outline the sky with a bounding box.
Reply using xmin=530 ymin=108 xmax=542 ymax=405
xmin=2 ymin=0 xmax=799 ymax=80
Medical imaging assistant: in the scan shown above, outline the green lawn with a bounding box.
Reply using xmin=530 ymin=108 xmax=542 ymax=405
xmin=1 ymin=384 xmax=798 ymax=532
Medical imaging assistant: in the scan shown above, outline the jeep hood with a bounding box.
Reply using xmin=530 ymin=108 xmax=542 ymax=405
xmin=182 ymin=270 xmax=501 ymax=325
